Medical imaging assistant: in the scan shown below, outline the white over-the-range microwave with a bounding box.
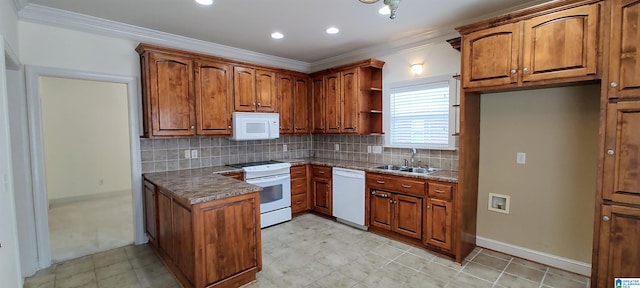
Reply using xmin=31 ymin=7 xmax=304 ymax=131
xmin=229 ymin=112 xmax=280 ymax=141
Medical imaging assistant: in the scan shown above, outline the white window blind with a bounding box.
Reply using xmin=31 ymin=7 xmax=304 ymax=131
xmin=389 ymin=81 xmax=450 ymax=148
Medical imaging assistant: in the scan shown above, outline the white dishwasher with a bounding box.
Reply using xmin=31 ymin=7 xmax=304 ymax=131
xmin=332 ymin=167 xmax=366 ymax=229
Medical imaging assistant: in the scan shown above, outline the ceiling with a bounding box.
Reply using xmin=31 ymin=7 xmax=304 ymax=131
xmin=21 ymin=0 xmax=541 ymax=63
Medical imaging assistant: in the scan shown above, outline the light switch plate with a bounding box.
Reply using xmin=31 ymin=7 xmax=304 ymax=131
xmin=335 ymin=144 xmax=340 ymax=151
xmin=283 ymin=144 xmax=287 ymax=152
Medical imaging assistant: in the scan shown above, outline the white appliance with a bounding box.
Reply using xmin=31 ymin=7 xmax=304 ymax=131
xmin=228 ymin=161 xmax=292 ymax=228
xmin=332 ymin=167 xmax=366 ymax=229
xmin=230 ymin=112 xmax=279 ymax=141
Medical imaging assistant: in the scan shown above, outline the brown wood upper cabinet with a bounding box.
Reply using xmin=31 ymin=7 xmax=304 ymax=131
xmin=137 ymin=45 xmax=233 ymax=138
xmin=140 ymin=51 xmax=196 ymax=137
xmin=233 ymin=66 xmax=277 ymax=112
xmin=461 ymin=3 xmax=600 ymax=89
xmin=278 ymin=74 xmax=310 ymax=134
xmin=312 ymin=59 xmax=384 ymax=134
xmin=607 ymin=0 xmax=640 ymax=99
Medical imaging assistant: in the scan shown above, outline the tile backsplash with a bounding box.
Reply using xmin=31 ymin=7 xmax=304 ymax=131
xmin=140 ymin=134 xmax=458 ymax=173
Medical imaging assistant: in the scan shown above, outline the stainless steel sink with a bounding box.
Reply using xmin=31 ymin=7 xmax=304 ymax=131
xmin=372 ymin=165 xmax=440 ymax=174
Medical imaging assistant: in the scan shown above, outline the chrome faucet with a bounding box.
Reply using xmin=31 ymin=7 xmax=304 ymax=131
xmin=411 ymin=148 xmax=416 ymax=167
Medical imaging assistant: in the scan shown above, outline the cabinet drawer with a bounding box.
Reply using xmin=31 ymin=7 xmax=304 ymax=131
xmin=428 ymin=182 xmax=453 ymax=201
xmin=366 ymin=173 xmax=394 ymax=190
xmin=312 ymin=166 xmax=331 ymax=178
xmin=291 ymin=193 xmax=308 ymax=213
xmin=291 ymin=178 xmax=307 ymax=195
xmin=291 ymin=165 xmax=307 ymax=179
xmin=392 ymin=178 xmax=426 ymax=197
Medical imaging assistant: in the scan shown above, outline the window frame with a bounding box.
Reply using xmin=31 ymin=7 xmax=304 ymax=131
xmin=383 ymin=74 xmax=458 ymax=150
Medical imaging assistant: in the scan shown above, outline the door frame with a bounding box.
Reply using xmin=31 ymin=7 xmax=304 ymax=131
xmin=25 ymin=65 xmax=144 ymax=269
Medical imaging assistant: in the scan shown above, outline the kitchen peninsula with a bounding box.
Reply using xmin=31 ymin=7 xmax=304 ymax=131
xmin=142 ymin=167 xmax=263 ymax=288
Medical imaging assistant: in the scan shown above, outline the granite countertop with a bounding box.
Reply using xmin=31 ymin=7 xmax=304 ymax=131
xmin=288 ymin=157 xmax=459 ymax=183
xmin=144 ymin=157 xmax=458 ymax=205
xmin=143 ymin=166 xmax=261 ymax=205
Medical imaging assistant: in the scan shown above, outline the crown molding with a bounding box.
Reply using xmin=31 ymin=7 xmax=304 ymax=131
xmin=17 ymin=4 xmax=312 ymax=73
xmin=309 ymin=0 xmax=550 ymax=71
xmin=10 ymin=0 xmax=28 ymax=13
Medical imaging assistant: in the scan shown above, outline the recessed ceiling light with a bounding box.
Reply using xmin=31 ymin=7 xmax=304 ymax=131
xmin=379 ymin=5 xmax=391 ymax=15
xmin=195 ymin=0 xmax=213 ymax=5
xmin=271 ymin=32 xmax=284 ymax=39
xmin=326 ymin=27 xmax=340 ymax=34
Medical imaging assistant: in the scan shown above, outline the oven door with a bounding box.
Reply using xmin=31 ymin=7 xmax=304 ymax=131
xmin=246 ymin=174 xmax=291 ymax=213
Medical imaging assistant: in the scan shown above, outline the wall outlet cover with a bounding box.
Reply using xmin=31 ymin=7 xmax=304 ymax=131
xmin=184 ymin=150 xmax=191 ymax=159
xmin=335 ymin=144 xmax=340 ymax=151
xmin=283 ymin=144 xmax=287 ymax=152
xmin=516 ymin=152 xmax=526 ymax=164
xmin=191 ymin=149 xmax=198 ymax=159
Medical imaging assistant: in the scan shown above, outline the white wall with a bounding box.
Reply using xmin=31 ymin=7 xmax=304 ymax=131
xmin=19 ymin=22 xmax=138 ymax=77
xmin=40 ymin=77 xmax=131 ymax=200
xmin=0 ymin=0 xmax=19 ymax=57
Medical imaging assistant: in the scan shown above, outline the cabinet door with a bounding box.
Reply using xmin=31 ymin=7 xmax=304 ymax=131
xmin=293 ymin=76 xmax=310 ymax=134
xmin=311 ymin=76 xmax=325 ymax=133
xmin=603 ymin=102 xmax=640 ymax=205
xmin=370 ymin=191 xmax=392 ymax=231
xmin=200 ymin=197 xmax=259 ymax=286
xmin=608 ymin=0 xmax=640 ymax=99
xmin=393 ymin=194 xmax=422 ymax=240
xmin=340 ymin=68 xmax=359 ymax=133
xmin=157 ymin=190 xmax=173 ymax=260
xmin=147 ymin=52 xmax=195 ymax=136
xmin=596 ymin=205 xmax=640 ymax=288
xmin=172 ymin=202 xmax=194 ymax=284
xmin=195 ymin=60 xmax=233 ymax=135
xmin=277 ymin=74 xmax=294 ymax=134
xmin=324 ymin=72 xmax=341 ymax=133
xmin=521 ymin=4 xmax=598 ymax=82
xmin=312 ymin=176 xmax=332 ymax=215
xmin=462 ymin=23 xmax=520 ymax=89
xmin=424 ymin=197 xmax=453 ymax=250
xmin=256 ymin=69 xmax=277 ymax=112
xmin=144 ymin=181 xmax=157 ymax=245
xmin=233 ymin=66 xmax=256 ymax=112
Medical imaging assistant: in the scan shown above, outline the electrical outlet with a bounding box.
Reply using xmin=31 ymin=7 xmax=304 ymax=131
xmin=367 ymin=146 xmax=372 ymax=153
xmin=373 ymin=146 xmax=383 ymax=154
xmin=335 ymin=144 xmax=340 ymax=151
xmin=283 ymin=144 xmax=288 ymax=152
xmin=516 ymin=152 xmax=526 ymax=164
xmin=184 ymin=150 xmax=191 ymax=159
xmin=191 ymin=149 xmax=198 ymax=159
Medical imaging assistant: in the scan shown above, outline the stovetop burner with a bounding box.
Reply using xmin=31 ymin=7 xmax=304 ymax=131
xmin=227 ymin=160 xmax=282 ymax=168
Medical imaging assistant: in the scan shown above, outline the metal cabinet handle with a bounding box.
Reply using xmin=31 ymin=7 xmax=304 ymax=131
xmin=389 ymin=199 xmax=393 ymax=203
xmin=434 ymin=189 xmax=445 ymax=193
xmin=376 ymin=180 xmax=385 ymax=184
xmin=603 ymin=216 xmax=610 ymax=222
xmin=401 ymin=184 xmax=412 ymax=188
xmin=610 ymin=82 xmax=618 ymax=88
xmin=257 ymin=102 xmax=262 ymax=107
xmin=510 ymin=69 xmax=517 ymax=74
xmin=318 ymin=171 xmax=325 ymax=174
xmin=426 ymin=205 xmax=431 ymax=209
xmin=523 ymin=67 xmax=529 ymax=73
xmin=191 ymin=126 xmax=195 ymax=129
xmin=607 ymin=150 xmax=615 ymax=155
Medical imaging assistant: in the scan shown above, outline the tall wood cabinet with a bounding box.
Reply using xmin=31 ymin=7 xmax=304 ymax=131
xmin=311 ymin=59 xmax=384 ymax=134
xmin=593 ymin=1 xmax=640 ymax=286
xmin=194 ymin=60 xmax=233 ymax=135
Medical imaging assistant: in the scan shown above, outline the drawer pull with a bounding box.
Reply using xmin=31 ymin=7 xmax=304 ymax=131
xmin=401 ymin=184 xmax=412 ymax=188
xmin=295 ymin=200 xmax=303 ymax=204
xmin=376 ymin=180 xmax=385 ymax=184
xmin=318 ymin=171 xmax=325 ymax=174
xmin=434 ymin=189 xmax=445 ymax=193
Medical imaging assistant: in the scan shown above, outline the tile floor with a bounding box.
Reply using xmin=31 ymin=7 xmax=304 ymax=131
xmin=48 ymin=192 xmax=134 ymax=262
xmin=25 ymin=214 xmax=590 ymax=288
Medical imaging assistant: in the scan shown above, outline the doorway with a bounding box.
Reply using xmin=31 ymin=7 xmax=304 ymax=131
xmin=26 ymin=67 xmax=143 ymax=269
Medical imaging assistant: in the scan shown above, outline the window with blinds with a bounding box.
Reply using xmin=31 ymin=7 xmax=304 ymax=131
xmin=385 ymin=76 xmax=456 ymax=149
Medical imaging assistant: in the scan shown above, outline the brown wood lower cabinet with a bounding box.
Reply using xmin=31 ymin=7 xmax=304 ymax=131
xmin=366 ymin=173 xmax=459 ymax=259
xmin=291 ymin=165 xmax=309 ymax=215
xmin=311 ymin=165 xmax=332 ymax=216
xmin=143 ymin=177 xmax=261 ymax=288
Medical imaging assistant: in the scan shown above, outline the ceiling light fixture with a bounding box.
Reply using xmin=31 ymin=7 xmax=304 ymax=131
xmin=195 ymin=0 xmax=213 ymax=6
xmin=410 ymin=63 xmax=424 ymax=75
xmin=326 ymin=27 xmax=340 ymax=34
xmin=359 ymin=0 xmax=400 ymax=19
xmin=271 ymin=32 xmax=284 ymax=39
xmin=378 ymin=6 xmax=391 ymax=15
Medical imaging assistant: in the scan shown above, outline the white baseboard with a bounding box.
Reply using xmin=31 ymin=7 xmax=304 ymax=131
xmin=476 ymin=236 xmax=591 ymax=277
xmin=48 ymin=189 xmax=131 ymax=208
